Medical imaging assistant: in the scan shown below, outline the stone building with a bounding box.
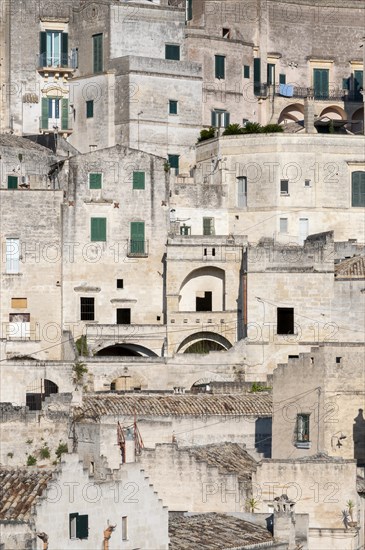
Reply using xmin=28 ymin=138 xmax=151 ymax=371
xmin=0 ymin=453 xmax=169 ymax=550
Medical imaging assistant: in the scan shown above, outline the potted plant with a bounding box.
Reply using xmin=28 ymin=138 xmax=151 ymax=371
xmin=347 ymin=500 xmax=357 ymax=527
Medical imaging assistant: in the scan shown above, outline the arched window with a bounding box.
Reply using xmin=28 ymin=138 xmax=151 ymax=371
xmin=352 ymin=172 xmax=365 ymax=207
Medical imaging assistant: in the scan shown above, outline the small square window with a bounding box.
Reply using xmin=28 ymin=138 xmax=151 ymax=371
xmin=165 ymin=44 xmax=180 ymax=60
xmin=280 ymin=179 xmax=289 ymax=195
xmin=336 ymin=356 xmax=342 ymax=364
xmin=296 ymin=414 xmax=310 ymax=444
xmin=203 ymin=217 xmax=215 ymax=236
xmin=222 ymin=28 xmax=230 ymax=38
xmin=180 ymin=225 xmax=191 ymax=235
xmin=133 ymin=171 xmax=145 ymax=190
xmin=117 ymin=279 xmax=124 ymax=289
xmin=168 ymin=154 xmax=179 ymax=172
xmin=305 ymin=179 xmax=311 ymax=187
xmin=69 ymin=513 xmax=89 ymax=539
xmin=279 ymin=73 xmax=286 ymax=85
xmin=86 ymin=100 xmax=94 ymax=118
xmin=169 ymin=100 xmax=178 ymax=115
xmin=243 ymin=65 xmax=250 ymax=79
xmin=89 ymin=173 xmax=102 ymax=189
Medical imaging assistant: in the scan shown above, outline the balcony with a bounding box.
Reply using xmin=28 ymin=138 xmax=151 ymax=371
xmin=39 ymin=117 xmax=73 ymax=134
xmin=37 ymin=53 xmax=76 ymax=75
xmin=127 ymin=240 xmax=149 ymax=258
xmin=273 ymin=84 xmax=363 ymax=102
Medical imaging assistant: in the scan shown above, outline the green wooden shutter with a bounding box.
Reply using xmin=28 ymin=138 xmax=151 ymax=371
xmin=76 ymin=515 xmax=89 ymax=539
xmin=41 ymin=98 xmax=48 ymax=130
xmin=93 ymin=34 xmax=103 ymax=73
xmin=187 ymin=0 xmax=193 ymax=20
xmin=215 ymin=55 xmax=225 ymax=79
xmin=89 ymin=173 xmax=102 ymax=189
xmin=168 ymin=155 xmax=179 ymax=171
xmin=211 ymin=111 xmax=216 ymax=126
xmin=39 ymin=32 xmax=47 ymax=66
xmin=203 ymin=217 xmax=213 ymax=235
xmin=61 ymin=32 xmax=68 ymax=67
xmin=279 ymin=73 xmax=286 ymax=85
xmin=243 ymin=65 xmax=250 ymax=79
xmin=254 ymin=58 xmax=261 ymax=95
xmin=61 ymin=98 xmax=68 ymax=130
xmin=354 ymin=70 xmax=363 ymax=100
xmin=86 ymin=100 xmax=94 ymax=118
xmin=7 ymin=176 xmax=18 ymax=189
xmin=91 ymin=218 xmax=106 ymax=241
xmin=352 ymin=172 xmax=365 ymax=207
xmin=133 ymin=171 xmax=145 ymax=190
xmin=130 ymin=222 xmax=145 ymax=254
xmin=313 ymin=69 xmax=329 ymax=99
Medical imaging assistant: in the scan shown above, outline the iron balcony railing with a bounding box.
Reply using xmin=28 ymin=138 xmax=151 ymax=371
xmin=37 ymin=53 xmax=77 ymax=70
xmin=274 ymin=84 xmax=363 ymax=102
xmin=39 ymin=117 xmax=73 ymax=132
xmin=127 ymin=240 xmax=149 ymax=257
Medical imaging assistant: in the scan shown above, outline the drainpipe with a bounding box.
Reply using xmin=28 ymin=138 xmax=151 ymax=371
xmin=36 ymin=532 xmax=48 ymax=550
xmin=103 ymin=525 xmax=116 ymax=550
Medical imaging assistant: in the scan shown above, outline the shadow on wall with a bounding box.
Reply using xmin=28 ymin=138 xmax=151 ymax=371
xmin=255 ymin=417 xmax=272 ymax=458
xmin=354 ymin=409 xmax=365 ymax=467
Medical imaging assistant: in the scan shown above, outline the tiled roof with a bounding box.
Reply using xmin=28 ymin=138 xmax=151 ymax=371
xmin=77 ymin=393 xmax=272 ymax=418
xmin=335 ymin=256 xmax=365 ymax=279
xmin=169 ymin=513 xmax=273 ymax=549
xmin=0 ymin=467 xmax=54 ymax=521
xmin=187 ymin=443 xmax=256 ymax=483
xmin=0 ymin=134 xmax=50 ymax=152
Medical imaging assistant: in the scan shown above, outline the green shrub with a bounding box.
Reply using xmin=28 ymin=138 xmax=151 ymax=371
xmin=72 ymin=361 xmax=88 ymax=385
xmin=250 ymin=382 xmax=272 ymax=393
xmin=261 ymin=123 xmax=284 ymax=133
xmin=197 ymin=127 xmax=216 ymax=143
xmin=55 ymin=442 xmax=68 ymax=460
xmin=39 ymin=445 xmax=50 ymax=459
xmin=242 ymin=122 xmax=263 ymax=134
xmin=222 ymin=123 xmax=243 ymax=136
xmin=75 ymin=335 xmax=88 ymax=356
xmin=27 ymin=455 xmax=37 ymax=466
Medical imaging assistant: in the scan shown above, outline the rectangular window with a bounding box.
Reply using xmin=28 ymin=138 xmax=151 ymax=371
xmin=299 ymin=218 xmax=309 ymax=244
xmin=130 ymin=221 xmax=145 ymax=255
xmin=40 ymin=30 xmax=68 ymax=67
xmin=215 ymin=55 xmax=225 ymax=79
xmin=80 ymin=298 xmax=95 ymax=321
xmin=296 ymin=414 xmax=310 ymax=443
xmin=165 ymin=44 xmax=180 ymax=60
xmin=11 ymin=298 xmax=27 ymax=308
xmin=7 ymin=176 xmax=18 ymax=189
xmin=48 ymin=98 xmax=60 ymax=119
xmin=243 ymin=65 xmax=250 ymax=79
xmin=279 ymin=73 xmax=286 ymax=85
xmin=267 ymin=63 xmax=275 ymax=85
xmin=279 ymin=218 xmax=288 ymax=233
xmin=122 ymin=516 xmax=128 ymax=541
xmin=196 ymin=291 xmax=212 ymax=312
xmin=211 ymin=110 xmax=230 ymax=128
xmin=237 ymin=176 xmax=247 ymax=207
xmin=117 ymin=279 xmax=124 ymax=289
xmin=305 ymin=179 xmax=311 ymax=187
xmin=342 ymin=77 xmax=350 ymax=90
xmin=69 ymin=513 xmax=89 ymax=540
xmin=117 ymin=308 xmax=131 ymax=325
xmin=180 ymin=225 xmax=191 ymax=235
xmin=89 ymin=173 xmax=102 ymax=189
xmin=354 ymin=70 xmax=363 ymax=100
xmin=168 ymin=154 xmax=179 ymax=172
xmin=86 ymin=100 xmax=94 ymax=118
xmin=132 ymin=171 xmax=145 ymax=190
xmin=277 ymin=307 xmax=294 ymax=335
xmin=351 ymin=171 xmax=365 ymax=207
xmin=6 ymin=238 xmax=20 ymax=274
xmin=169 ymin=100 xmax=178 ymax=115
xmin=8 ymin=313 xmax=30 ymax=340
xmin=253 ymin=57 xmax=261 ymax=95
xmin=93 ymin=33 xmax=103 ymax=73
xmin=187 ymin=0 xmax=193 ymax=21
xmin=280 ymin=179 xmax=289 ymax=195
xmin=91 ymin=217 xmax=106 ymax=241
xmin=313 ymin=68 xmax=329 ymax=99
xmin=71 ymin=47 xmax=78 ymax=69
xmin=203 ymin=217 xmax=215 ymax=235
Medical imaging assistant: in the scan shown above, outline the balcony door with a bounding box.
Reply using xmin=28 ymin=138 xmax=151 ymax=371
xmin=313 ymin=69 xmax=329 ymax=99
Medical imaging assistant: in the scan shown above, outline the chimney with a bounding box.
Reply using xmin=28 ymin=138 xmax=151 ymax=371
xmin=304 ymin=97 xmax=316 ymax=134
xmin=273 ymin=495 xmax=296 ymax=549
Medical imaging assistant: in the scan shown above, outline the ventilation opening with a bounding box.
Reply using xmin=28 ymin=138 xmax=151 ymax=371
xmin=117 ymin=279 xmax=124 ymax=289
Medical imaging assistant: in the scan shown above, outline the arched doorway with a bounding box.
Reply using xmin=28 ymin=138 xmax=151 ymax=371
xmin=278 ymin=103 xmax=304 ymax=124
xmin=26 ymin=379 xmax=59 ymax=411
xmin=177 ymin=331 xmax=232 ymax=354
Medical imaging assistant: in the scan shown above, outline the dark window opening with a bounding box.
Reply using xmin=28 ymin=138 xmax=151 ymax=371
xmin=169 ymin=100 xmax=178 ymax=115
xmin=117 ymin=279 xmax=124 ymax=289
xmin=204 ymin=248 xmax=207 ymax=256
xmin=157 ymin=315 xmax=161 ymax=321
xmin=215 ymin=55 xmax=225 ymax=79
xmin=86 ymin=100 xmax=94 ymax=118
xmin=69 ymin=513 xmax=89 ymax=540
xmin=277 ymin=307 xmax=294 ymax=335
xmin=196 ymin=291 xmax=212 ymax=312
xmin=280 ymin=179 xmax=289 ymax=194
xmin=352 ymin=171 xmax=365 ymax=207
xmin=336 ymin=356 xmax=342 ymax=364
xmin=117 ymin=308 xmax=131 ymax=325
xmin=165 ymin=44 xmax=180 ymax=60
xmin=80 ymin=297 xmax=95 ymax=321
xmin=222 ymin=28 xmax=230 ymax=38
xmin=279 ymin=73 xmax=286 ymax=85
xmin=168 ymin=154 xmax=179 ymax=172
xmin=212 ymin=248 xmax=216 ymax=256
xmin=243 ymin=65 xmax=250 ymax=79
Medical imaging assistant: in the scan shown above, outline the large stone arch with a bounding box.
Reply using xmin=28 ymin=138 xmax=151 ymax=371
xmin=25 ymin=378 xmax=59 ymax=411
xmin=176 ymin=331 xmax=232 ymax=354
xmin=320 ymin=105 xmax=347 ymax=120
xmin=351 ymin=107 xmax=364 ymax=133
xmin=179 ymin=266 xmax=226 ymax=312
xmin=100 ymin=367 xmax=149 ymax=392
xmin=93 ymin=343 xmax=158 ymax=358
xmin=278 ymin=103 xmax=304 ymax=124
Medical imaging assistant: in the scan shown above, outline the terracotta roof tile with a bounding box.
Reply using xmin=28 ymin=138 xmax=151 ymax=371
xmin=169 ymin=513 xmax=273 ymax=549
xmin=335 ymin=256 xmax=365 ymax=279
xmin=77 ymin=393 xmax=272 ymax=418
xmin=0 ymin=468 xmax=54 ymax=521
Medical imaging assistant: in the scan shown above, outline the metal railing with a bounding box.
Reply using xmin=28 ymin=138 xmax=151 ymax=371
xmin=274 ymin=85 xmax=363 ymax=102
xmin=39 ymin=117 xmax=73 ymax=132
xmin=127 ymin=240 xmax=149 ymax=257
xmin=37 ymin=53 xmax=76 ymax=70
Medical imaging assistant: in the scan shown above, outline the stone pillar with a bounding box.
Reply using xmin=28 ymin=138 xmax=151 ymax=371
xmin=304 ymin=97 xmax=316 ymax=134
xmin=273 ymin=495 xmax=296 ymax=549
